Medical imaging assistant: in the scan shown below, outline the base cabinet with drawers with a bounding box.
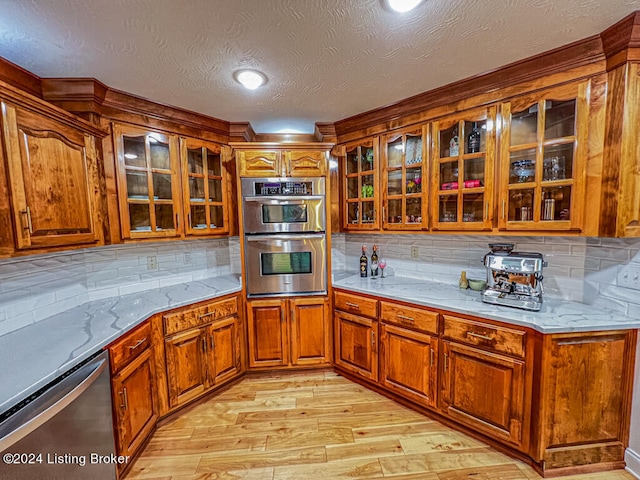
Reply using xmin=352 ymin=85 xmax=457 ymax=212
xmin=246 ymin=297 xmax=330 ymax=369
xmin=154 ymin=294 xmax=243 ymax=413
xmin=332 ymin=288 xmax=637 ymax=477
xmin=107 ymin=320 xmax=158 ymax=468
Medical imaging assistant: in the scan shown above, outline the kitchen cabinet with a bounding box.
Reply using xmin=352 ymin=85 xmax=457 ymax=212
xmin=333 ymin=291 xmax=379 ymax=381
xmin=440 ymin=315 xmax=529 ymax=449
xmin=341 ymin=137 xmax=381 ymax=230
xmin=234 ymin=143 xmax=331 ymax=177
xmin=1 ymin=99 xmax=105 ymax=250
xmin=160 ymin=295 xmax=242 ymax=410
xmin=108 ymin=320 xmax=158 ymax=464
xmin=246 ymin=297 xmax=330 ymax=368
xmin=431 ymin=106 xmax=496 ymax=231
xmin=114 ymin=124 xmax=231 ymax=239
xmin=180 ymin=137 xmax=229 ymax=235
xmin=498 ymin=81 xmax=588 ymax=231
xmin=531 ymin=329 xmax=637 ymax=473
xmin=381 ymin=126 xmax=428 ymax=230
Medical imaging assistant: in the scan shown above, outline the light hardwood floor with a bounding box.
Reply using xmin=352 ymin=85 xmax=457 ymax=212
xmin=125 ymin=371 xmax=635 ymax=480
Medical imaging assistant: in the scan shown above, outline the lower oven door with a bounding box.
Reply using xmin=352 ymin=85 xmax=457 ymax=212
xmin=245 ymin=234 xmax=327 ymax=296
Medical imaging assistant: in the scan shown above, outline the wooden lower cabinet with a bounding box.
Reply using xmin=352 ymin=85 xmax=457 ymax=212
xmin=380 ymin=322 xmax=437 ymax=408
xmin=440 ymin=340 xmax=527 ymax=449
xmin=334 ymin=310 xmax=378 ymax=381
xmin=165 ymin=327 xmax=208 ymax=407
xmin=208 ymin=316 xmax=242 ymax=384
xmin=246 ymin=297 xmax=330 ymax=368
xmin=531 ymin=330 xmax=637 ymax=474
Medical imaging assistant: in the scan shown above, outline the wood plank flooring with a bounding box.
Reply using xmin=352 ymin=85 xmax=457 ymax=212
xmin=124 ymin=371 xmax=635 ymax=480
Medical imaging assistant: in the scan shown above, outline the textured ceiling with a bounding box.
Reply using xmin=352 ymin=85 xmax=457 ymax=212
xmin=1 ymin=0 xmax=640 ymax=133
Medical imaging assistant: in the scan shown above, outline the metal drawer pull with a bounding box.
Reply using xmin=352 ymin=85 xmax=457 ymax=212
xmin=466 ymin=331 xmax=493 ymax=342
xmin=22 ymin=207 xmax=33 ymax=234
xmin=201 ymin=337 xmax=207 ymax=353
xmin=120 ymin=388 xmax=128 ymax=410
xmin=345 ymin=302 xmax=360 ymax=309
xmin=128 ymin=338 xmax=147 ymax=350
xmin=396 ymin=314 xmax=415 ymax=322
xmin=430 ymin=349 xmax=435 ymax=367
xmin=444 ymin=353 xmax=449 ymax=372
xmin=371 ymin=331 xmax=375 ymax=346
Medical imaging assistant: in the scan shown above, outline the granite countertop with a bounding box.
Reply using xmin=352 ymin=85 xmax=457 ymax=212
xmin=0 ymin=274 xmax=242 ymax=417
xmin=332 ymin=273 xmax=640 ymax=334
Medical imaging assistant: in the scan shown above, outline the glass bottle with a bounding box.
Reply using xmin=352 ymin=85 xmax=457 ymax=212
xmin=449 ymin=127 xmax=459 ymax=157
xmin=370 ymin=245 xmax=379 ymax=278
xmin=360 ymin=245 xmax=368 ymax=278
xmin=467 ymin=122 xmax=481 ymax=153
xmin=459 ymin=271 xmax=469 ymax=289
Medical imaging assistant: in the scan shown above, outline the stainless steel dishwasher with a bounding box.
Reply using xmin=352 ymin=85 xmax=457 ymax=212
xmin=0 ymin=351 xmax=117 ymax=480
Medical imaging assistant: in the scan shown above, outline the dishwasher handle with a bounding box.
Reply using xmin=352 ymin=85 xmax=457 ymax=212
xmin=0 ymin=354 xmax=108 ymax=452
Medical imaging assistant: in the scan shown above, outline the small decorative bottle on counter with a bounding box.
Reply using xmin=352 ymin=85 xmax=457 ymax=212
xmin=360 ymin=245 xmax=368 ymax=278
xmin=459 ymin=270 xmax=469 ymax=289
xmin=370 ymin=245 xmax=379 ymax=278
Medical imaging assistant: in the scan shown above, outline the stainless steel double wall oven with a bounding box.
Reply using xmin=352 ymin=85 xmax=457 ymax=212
xmin=242 ymin=177 xmax=327 ymax=297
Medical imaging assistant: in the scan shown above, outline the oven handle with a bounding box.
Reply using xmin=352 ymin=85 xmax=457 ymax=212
xmin=245 ymin=234 xmax=325 ymax=242
xmin=244 ymin=195 xmax=325 ymax=202
xmin=0 ymin=354 xmax=107 ymax=451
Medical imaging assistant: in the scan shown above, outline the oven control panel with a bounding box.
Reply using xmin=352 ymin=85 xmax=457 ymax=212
xmin=255 ymin=181 xmax=312 ymax=196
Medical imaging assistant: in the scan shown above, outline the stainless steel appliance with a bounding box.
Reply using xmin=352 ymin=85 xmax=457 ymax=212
xmin=0 ymin=351 xmax=117 ymax=480
xmin=241 ymin=177 xmax=327 ymax=297
xmin=481 ymin=245 xmax=545 ymax=311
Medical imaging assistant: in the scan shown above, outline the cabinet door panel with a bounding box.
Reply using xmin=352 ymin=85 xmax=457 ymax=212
xmin=380 ymin=323 xmax=437 ymax=408
xmin=165 ymin=328 xmax=207 ymax=407
xmin=208 ymin=316 xmax=241 ymax=384
xmin=334 ymin=311 xmax=377 ymax=381
xmin=441 ymin=341 xmax=525 ymax=448
xmin=237 ymin=150 xmax=280 ymax=177
xmin=247 ymin=299 xmax=288 ymax=367
xmin=113 ymin=348 xmax=157 ymax=458
xmin=3 ymin=103 xmax=99 ymax=248
xmin=284 ymin=150 xmax=326 ymax=176
xmin=291 ymin=298 xmax=329 ymax=365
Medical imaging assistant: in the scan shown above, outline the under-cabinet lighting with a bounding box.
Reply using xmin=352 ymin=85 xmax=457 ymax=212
xmin=387 ymin=0 xmax=423 ymax=13
xmin=234 ymin=69 xmax=267 ymax=90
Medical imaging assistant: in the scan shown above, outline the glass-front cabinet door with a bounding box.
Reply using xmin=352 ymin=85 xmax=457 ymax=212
xmin=381 ymin=126 xmax=427 ymax=230
xmin=343 ymin=137 xmax=380 ymax=230
xmin=431 ymin=106 xmax=496 ymax=231
xmin=499 ymin=82 xmax=587 ymax=231
xmin=180 ymin=138 xmax=228 ymax=235
xmin=114 ymin=124 xmax=181 ymax=239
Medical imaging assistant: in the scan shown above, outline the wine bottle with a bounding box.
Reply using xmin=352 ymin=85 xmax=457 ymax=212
xmin=370 ymin=245 xmax=379 ymax=278
xmin=360 ymin=245 xmax=368 ymax=278
xmin=449 ymin=127 xmax=459 ymax=157
xmin=467 ymin=122 xmax=481 ymax=153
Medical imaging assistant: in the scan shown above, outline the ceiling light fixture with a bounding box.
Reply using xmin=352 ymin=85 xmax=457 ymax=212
xmin=234 ymin=69 xmax=267 ymax=90
xmin=387 ymin=0 xmax=423 ymax=13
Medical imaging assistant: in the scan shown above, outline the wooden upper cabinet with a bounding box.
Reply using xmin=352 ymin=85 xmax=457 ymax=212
xmin=342 ymin=137 xmax=380 ymax=230
xmin=180 ymin=137 xmax=229 ymax=235
xmin=113 ymin=123 xmax=182 ymax=239
xmin=498 ymin=81 xmax=588 ymax=232
xmin=381 ymin=126 xmax=428 ymax=230
xmin=237 ymin=150 xmax=281 ymax=177
xmin=431 ymin=106 xmax=496 ymax=231
xmin=284 ymin=150 xmax=327 ymax=177
xmin=2 ymin=101 xmax=103 ymax=249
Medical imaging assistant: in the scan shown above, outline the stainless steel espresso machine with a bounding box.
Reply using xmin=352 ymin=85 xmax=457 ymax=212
xmin=481 ymin=244 xmax=546 ymax=311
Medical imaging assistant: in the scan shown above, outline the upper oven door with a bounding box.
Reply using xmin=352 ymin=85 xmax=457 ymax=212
xmin=243 ymin=196 xmax=326 ymax=233
xmin=245 ymin=234 xmax=327 ymax=297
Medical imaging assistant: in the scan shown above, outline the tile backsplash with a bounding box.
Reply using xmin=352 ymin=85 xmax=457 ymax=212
xmin=0 ymin=238 xmax=241 ymax=336
xmin=332 ymin=234 xmax=640 ymax=317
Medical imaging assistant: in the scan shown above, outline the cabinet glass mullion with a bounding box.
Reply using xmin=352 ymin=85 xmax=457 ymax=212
xmin=345 ymin=142 xmax=377 ymax=228
xmin=185 ymin=144 xmax=225 ymax=232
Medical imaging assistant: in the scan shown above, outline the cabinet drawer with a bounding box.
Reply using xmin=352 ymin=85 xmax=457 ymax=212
xmin=109 ymin=321 xmax=152 ymax=374
xmin=442 ymin=315 xmax=526 ymax=358
xmin=164 ymin=297 xmax=238 ymax=335
xmin=334 ymin=291 xmax=378 ymax=319
xmin=381 ymin=301 xmax=438 ymax=334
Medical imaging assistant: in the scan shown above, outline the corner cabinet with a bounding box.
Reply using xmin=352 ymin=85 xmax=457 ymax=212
xmin=498 ymin=81 xmax=588 ymax=232
xmin=246 ymin=297 xmax=330 ymax=369
xmin=431 ymin=106 xmax=496 ymax=231
xmin=342 ymin=137 xmax=381 ymax=230
xmin=1 ymin=100 xmax=105 ymax=250
xmin=113 ymin=123 xmax=230 ymax=239
xmin=381 ymin=126 xmax=428 ymax=230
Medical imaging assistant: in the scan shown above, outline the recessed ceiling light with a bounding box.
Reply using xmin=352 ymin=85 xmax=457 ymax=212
xmin=234 ymin=69 xmax=267 ymax=90
xmin=387 ymin=0 xmax=423 ymax=13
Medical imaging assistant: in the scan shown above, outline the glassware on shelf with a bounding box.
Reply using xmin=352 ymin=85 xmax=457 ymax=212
xmin=512 ymin=159 xmax=535 ymax=182
xmin=379 ymin=259 xmax=387 ymax=278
